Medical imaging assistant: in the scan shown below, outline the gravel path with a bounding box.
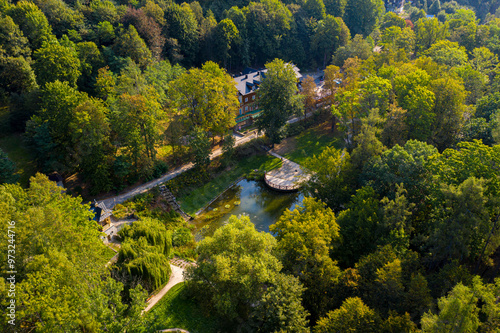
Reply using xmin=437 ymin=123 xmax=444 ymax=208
xmin=143 ymin=264 xmax=185 ymax=313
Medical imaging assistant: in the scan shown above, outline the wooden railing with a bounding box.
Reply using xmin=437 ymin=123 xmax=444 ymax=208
xmin=264 ymin=173 xmax=300 ymax=191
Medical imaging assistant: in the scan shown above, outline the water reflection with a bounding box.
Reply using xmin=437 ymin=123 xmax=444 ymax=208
xmin=193 ymin=179 xmax=304 ymax=239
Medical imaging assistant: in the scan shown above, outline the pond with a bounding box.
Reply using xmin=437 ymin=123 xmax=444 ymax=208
xmin=192 ymin=179 xmax=304 ymax=238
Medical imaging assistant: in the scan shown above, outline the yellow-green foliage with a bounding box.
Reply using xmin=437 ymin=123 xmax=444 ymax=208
xmin=112 ymin=203 xmax=130 ymax=220
xmin=118 ymin=218 xmax=173 ymax=290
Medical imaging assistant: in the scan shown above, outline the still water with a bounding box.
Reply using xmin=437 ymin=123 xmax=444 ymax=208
xmin=193 ymin=179 xmax=304 ymax=238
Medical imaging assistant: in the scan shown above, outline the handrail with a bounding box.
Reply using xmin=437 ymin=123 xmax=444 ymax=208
xmin=264 ymin=173 xmax=300 ymax=191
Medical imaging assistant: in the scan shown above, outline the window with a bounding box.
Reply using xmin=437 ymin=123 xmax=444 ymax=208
xmin=245 ymin=97 xmax=248 ymax=102
xmin=252 ymin=95 xmax=255 ymax=100
xmin=245 ymin=106 xmax=248 ymax=111
xmin=238 ymin=96 xmax=242 ymax=103
xmin=239 ymin=108 xmax=242 ymax=115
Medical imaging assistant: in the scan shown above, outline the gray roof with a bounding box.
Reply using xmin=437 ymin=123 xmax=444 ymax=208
xmin=93 ymin=200 xmax=113 ymax=222
xmin=234 ymin=64 xmax=302 ymax=96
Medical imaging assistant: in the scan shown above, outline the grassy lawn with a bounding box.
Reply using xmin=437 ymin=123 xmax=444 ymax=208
xmin=156 ymin=144 xmax=173 ymax=160
xmin=278 ymin=122 xmax=344 ymax=165
xmin=144 ymin=282 xmax=224 ymax=333
xmin=178 ymin=154 xmax=282 ymax=215
xmin=0 ymin=134 xmax=37 ymax=187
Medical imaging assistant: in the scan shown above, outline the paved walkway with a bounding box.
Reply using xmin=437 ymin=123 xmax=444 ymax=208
xmin=101 ymin=131 xmax=262 ymax=209
xmin=143 ymin=264 xmax=185 ymax=313
xmin=265 ymin=151 xmax=310 ymax=191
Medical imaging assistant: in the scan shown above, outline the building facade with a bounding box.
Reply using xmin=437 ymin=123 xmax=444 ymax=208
xmin=233 ymin=66 xmax=302 ymax=129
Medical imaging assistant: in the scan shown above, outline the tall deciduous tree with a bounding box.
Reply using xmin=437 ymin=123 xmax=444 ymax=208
xmin=121 ymin=7 xmax=165 ymax=60
xmin=303 ymin=0 xmax=326 ymax=20
xmin=301 ymin=75 xmax=317 ymax=117
xmin=428 ymin=177 xmax=497 ymax=264
xmin=351 ymin=108 xmax=385 ymax=170
xmin=415 ymin=17 xmax=448 ymax=54
xmin=256 ymin=58 xmax=303 ymax=145
xmin=335 ymin=186 xmax=382 ymax=266
xmin=311 ymin=15 xmax=350 ymax=68
xmin=251 ymin=273 xmax=309 ymax=333
xmin=113 ymin=25 xmax=152 ymax=69
xmin=168 ymin=61 xmax=238 ymax=138
xmin=305 ymin=146 xmax=356 ymax=211
xmin=344 ymin=0 xmax=384 ymax=36
xmin=26 ymin=80 xmax=85 ymax=171
xmin=421 ymin=281 xmax=479 ymax=332
xmin=164 ymin=3 xmax=199 ymax=66
xmin=31 ymin=0 xmax=84 ymax=38
xmin=271 ymin=197 xmax=341 ymax=321
xmin=0 ymin=56 xmax=37 ymax=95
xmin=7 ymin=0 xmax=55 ymax=50
xmin=33 ymin=42 xmax=81 ymax=87
xmin=0 ymin=14 xmax=31 ymax=59
xmin=188 ymin=126 xmax=211 ymax=170
xmin=215 ymin=18 xmax=240 ymax=68
xmin=315 ymin=297 xmax=381 ymax=332
xmin=0 ymin=148 xmax=18 ymax=184
xmin=111 ymin=89 xmax=163 ymax=171
xmin=430 ymin=76 xmax=466 ymax=150
xmin=185 ymin=215 xmax=282 ymax=323
xmin=324 ymin=0 xmax=346 ymax=17
xmin=0 ymin=174 xmax=147 ymax=331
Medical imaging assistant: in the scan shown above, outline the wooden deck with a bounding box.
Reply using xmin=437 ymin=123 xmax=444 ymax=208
xmin=264 ymin=151 xmax=310 ymax=192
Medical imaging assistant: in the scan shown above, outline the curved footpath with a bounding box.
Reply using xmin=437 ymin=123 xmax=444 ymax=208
xmin=143 ymin=264 xmax=185 ymax=313
xmin=100 ymin=112 xmax=313 ymax=209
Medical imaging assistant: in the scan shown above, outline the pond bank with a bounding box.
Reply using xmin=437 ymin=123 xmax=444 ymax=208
xmin=192 ymin=179 xmax=304 ymax=238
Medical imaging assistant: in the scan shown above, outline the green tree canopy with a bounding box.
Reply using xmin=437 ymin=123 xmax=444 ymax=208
xmin=315 ymin=297 xmax=381 ymax=332
xmin=311 ymin=15 xmax=350 ymax=68
xmin=185 ymin=215 xmax=282 ymax=322
xmin=113 ymin=25 xmax=152 ymax=69
xmin=0 ymin=148 xmax=18 ymax=184
xmin=168 ymin=61 xmax=238 ymax=137
xmin=0 ymin=14 xmax=30 ymax=58
xmin=271 ymin=197 xmax=341 ymax=320
xmin=305 ymin=146 xmax=356 ymax=211
xmin=344 ymin=0 xmax=384 ymax=36
xmin=425 ymin=40 xmax=468 ymax=67
xmin=7 ymin=0 xmax=55 ymax=49
xmin=0 ymin=174 xmax=147 ymax=331
xmin=256 ymin=58 xmax=303 ymax=144
xmin=117 ymin=217 xmax=173 ymax=291
xmin=33 ymin=41 xmax=81 ymax=87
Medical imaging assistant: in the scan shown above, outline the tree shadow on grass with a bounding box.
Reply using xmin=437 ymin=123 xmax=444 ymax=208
xmin=144 ymin=282 xmax=226 ymax=333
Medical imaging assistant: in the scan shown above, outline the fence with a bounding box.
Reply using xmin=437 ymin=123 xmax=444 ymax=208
xmin=264 ymin=173 xmax=300 ymax=192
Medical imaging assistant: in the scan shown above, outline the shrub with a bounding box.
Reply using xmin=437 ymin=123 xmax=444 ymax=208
xmin=172 ymin=227 xmax=194 ymax=247
xmin=113 ymin=203 xmax=131 ymax=220
xmin=153 ymin=160 xmax=169 ymax=178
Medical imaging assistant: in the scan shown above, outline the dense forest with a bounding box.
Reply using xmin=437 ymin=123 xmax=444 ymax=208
xmin=1 ymin=0 xmax=500 ymax=331
xmin=0 ymin=0 xmax=500 ymax=193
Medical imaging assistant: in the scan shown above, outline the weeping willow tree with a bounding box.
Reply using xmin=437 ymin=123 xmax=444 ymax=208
xmin=117 ymin=218 xmax=173 ymax=291
xmin=119 ymin=217 xmax=172 ymax=255
xmin=122 ymin=241 xmax=172 ymax=290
